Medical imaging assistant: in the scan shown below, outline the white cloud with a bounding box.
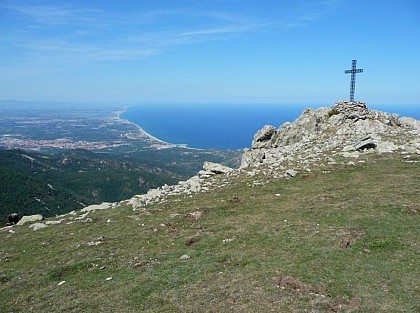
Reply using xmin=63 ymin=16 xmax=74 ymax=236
xmin=0 ymin=1 xmax=342 ymax=79
xmin=1 ymin=3 xmax=265 ymax=70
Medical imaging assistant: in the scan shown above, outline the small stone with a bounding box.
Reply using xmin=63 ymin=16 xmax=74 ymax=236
xmin=222 ymin=238 xmax=235 ymax=243
xmin=180 ymin=254 xmax=190 ymax=260
xmin=46 ymin=220 xmax=63 ymax=225
xmin=57 ymin=281 xmax=66 ymax=286
xmin=286 ymin=169 xmax=298 ymax=177
xmin=186 ymin=211 xmax=202 ymax=219
xmin=106 ymin=277 xmax=113 ymax=281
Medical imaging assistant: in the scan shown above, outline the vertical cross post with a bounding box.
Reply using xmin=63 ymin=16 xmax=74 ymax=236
xmin=345 ymin=60 xmax=363 ymax=102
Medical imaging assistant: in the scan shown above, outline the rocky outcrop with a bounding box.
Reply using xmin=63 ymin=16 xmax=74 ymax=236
xmin=128 ymin=162 xmax=235 ymax=209
xmin=252 ymin=125 xmax=277 ymax=149
xmin=241 ymin=101 xmax=420 ymax=169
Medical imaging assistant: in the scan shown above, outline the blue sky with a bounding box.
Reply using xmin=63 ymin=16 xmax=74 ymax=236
xmin=0 ymin=0 xmax=419 ymax=105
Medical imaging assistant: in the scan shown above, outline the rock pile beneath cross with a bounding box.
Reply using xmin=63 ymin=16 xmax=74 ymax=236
xmin=241 ymin=101 xmax=420 ymax=169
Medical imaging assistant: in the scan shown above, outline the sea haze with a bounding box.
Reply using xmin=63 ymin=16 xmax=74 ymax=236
xmin=121 ymin=104 xmax=420 ymax=150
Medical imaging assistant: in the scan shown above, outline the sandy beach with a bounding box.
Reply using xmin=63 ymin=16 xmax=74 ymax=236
xmin=114 ymin=109 xmax=188 ymax=149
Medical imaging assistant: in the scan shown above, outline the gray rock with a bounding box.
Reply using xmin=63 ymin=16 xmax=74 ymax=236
xmin=46 ymin=220 xmax=63 ymax=225
xmin=286 ymin=169 xmax=298 ymax=177
xmin=341 ymin=151 xmax=360 ymax=158
xmin=252 ymin=125 xmax=277 ymax=149
xmin=29 ymin=223 xmax=48 ymax=231
xmin=399 ymin=117 xmax=420 ymax=131
xmin=81 ymin=202 xmax=112 ymax=213
xmin=203 ymin=161 xmax=233 ymax=174
xmin=376 ymin=141 xmax=397 ymax=153
xmin=403 ymin=145 xmax=418 ymax=154
xmin=342 ymin=145 xmax=355 ymax=152
xmin=197 ymin=170 xmax=215 ymax=179
xmin=16 ymin=214 xmax=44 ymax=226
xmin=186 ymin=176 xmax=201 ymax=193
xmin=354 ymin=137 xmax=377 ymax=151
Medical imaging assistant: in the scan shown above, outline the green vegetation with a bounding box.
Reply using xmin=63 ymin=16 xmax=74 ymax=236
xmin=327 ymin=107 xmax=340 ymax=118
xmin=0 ymin=167 xmax=84 ymax=219
xmin=0 ymin=148 xmax=241 ymax=222
xmin=1 ymin=154 xmax=418 ymax=312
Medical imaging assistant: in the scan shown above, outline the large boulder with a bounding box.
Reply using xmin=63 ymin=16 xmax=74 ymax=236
xmin=81 ymin=202 xmax=112 ymax=213
xmin=16 ymin=214 xmax=44 ymax=226
xmin=252 ymin=125 xmax=277 ymax=149
xmin=354 ymin=136 xmax=378 ymax=151
xmin=203 ymin=161 xmax=233 ymax=174
xmin=399 ymin=117 xmax=420 ymax=132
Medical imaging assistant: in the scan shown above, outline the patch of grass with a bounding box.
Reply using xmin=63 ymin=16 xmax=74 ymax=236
xmin=0 ymin=154 xmax=419 ymax=312
xmin=327 ymin=107 xmax=340 ymax=118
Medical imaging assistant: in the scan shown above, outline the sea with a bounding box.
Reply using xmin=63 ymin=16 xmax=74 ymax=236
xmin=120 ymin=103 xmax=420 ymax=150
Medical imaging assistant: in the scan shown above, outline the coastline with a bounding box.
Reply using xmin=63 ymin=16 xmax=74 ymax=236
xmin=114 ymin=109 xmax=191 ymax=149
xmin=114 ymin=103 xmax=420 ymax=151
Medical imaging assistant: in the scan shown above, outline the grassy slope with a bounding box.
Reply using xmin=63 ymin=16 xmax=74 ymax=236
xmin=0 ymin=154 xmax=419 ymax=312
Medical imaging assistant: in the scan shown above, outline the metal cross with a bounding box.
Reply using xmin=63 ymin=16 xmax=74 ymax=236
xmin=345 ymin=60 xmax=363 ymax=102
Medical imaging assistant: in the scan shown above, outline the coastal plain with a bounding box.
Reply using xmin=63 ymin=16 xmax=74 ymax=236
xmin=0 ymin=101 xmax=242 ymax=221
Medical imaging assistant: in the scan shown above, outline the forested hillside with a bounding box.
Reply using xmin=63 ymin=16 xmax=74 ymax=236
xmin=0 ymin=167 xmax=84 ymax=220
xmin=0 ymin=148 xmax=241 ymax=222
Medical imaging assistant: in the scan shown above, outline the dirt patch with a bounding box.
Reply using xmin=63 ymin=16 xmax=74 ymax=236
xmin=332 ymin=296 xmax=362 ymax=312
xmin=185 ymin=211 xmax=203 ymax=220
xmin=185 ymin=236 xmax=200 ymax=247
xmin=131 ymin=257 xmax=160 ymax=270
xmin=228 ymin=196 xmax=243 ymax=204
xmin=401 ymin=204 xmax=419 ymax=215
xmin=340 ymin=237 xmax=357 ymax=248
xmin=338 ymin=228 xmax=365 ymax=249
xmin=273 ymin=276 xmax=362 ymax=312
xmin=273 ymin=276 xmax=314 ymax=292
xmin=0 ymin=274 xmax=11 ymax=283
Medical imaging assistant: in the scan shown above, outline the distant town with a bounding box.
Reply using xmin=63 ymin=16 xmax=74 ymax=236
xmin=0 ymin=103 xmax=176 ymax=152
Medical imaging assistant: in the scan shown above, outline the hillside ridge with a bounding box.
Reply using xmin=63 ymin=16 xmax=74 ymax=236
xmin=4 ymin=101 xmax=419 ymax=222
xmin=123 ymin=101 xmax=420 ymax=210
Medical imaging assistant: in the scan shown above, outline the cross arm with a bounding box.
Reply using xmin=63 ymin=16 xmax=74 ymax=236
xmin=345 ymin=69 xmax=363 ymax=74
